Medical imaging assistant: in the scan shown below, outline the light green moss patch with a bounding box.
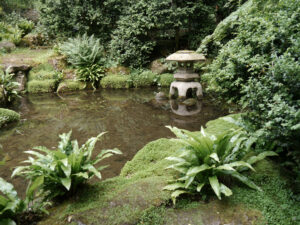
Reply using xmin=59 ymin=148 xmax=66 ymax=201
xmin=205 ymin=114 xmax=241 ymax=136
xmin=0 ymin=108 xmax=20 ymax=128
xmin=158 ymin=73 xmax=174 ymax=87
xmin=131 ymin=71 xmax=157 ymax=88
xmin=100 ymin=75 xmax=130 ymax=89
xmin=27 ymin=79 xmax=57 ymax=93
xmin=57 ymin=80 xmax=86 ymax=93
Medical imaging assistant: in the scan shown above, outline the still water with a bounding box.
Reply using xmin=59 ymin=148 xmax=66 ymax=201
xmin=0 ymin=89 xmax=227 ymax=195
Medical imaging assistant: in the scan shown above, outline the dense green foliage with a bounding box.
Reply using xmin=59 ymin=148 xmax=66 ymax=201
xmin=0 ymin=68 xmax=20 ymax=104
xmin=199 ymin=0 xmax=300 ymax=186
xmin=0 ymin=22 xmax=23 ymax=45
xmin=58 ymin=34 xmax=105 ymax=67
xmin=76 ymin=64 xmax=106 ymax=90
xmin=0 ymin=177 xmax=26 ymax=225
xmin=12 ymin=131 xmax=122 ymax=200
xmin=164 ymin=125 xmax=277 ymax=203
xmin=38 ymin=0 xmax=123 ymax=42
xmin=100 ymin=75 xmax=130 ymax=89
xmin=38 ymin=0 xmax=242 ymax=67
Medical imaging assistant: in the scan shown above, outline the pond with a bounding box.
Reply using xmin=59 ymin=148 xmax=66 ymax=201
xmin=0 ymin=89 xmax=227 ymax=196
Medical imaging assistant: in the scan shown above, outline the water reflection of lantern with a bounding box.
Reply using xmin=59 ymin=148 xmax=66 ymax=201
xmin=166 ymin=50 xmax=205 ymax=99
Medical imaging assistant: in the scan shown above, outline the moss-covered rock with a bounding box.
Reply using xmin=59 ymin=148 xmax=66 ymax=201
xmin=131 ymin=71 xmax=157 ymax=88
xmin=158 ymin=73 xmax=174 ymax=87
xmin=57 ymin=80 xmax=86 ymax=93
xmin=27 ymin=79 xmax=57 ymax=93
xmin=28 ymin=63 xmax=57 ymax=81
xmin=0 ymin=108 xmax=20 ymax=128
xmin=100 ymin=75 xmax=130 ymax=89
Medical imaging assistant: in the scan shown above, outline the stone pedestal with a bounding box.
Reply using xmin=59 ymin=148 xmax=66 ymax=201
xmin=170 ymin=81 xmax=203 ymax=100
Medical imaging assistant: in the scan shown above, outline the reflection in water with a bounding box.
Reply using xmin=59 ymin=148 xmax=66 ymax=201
xmin=170 ymin=100 xmax=202 ymax=116
xmin=0 ymin=89 xmax=227 ymax=195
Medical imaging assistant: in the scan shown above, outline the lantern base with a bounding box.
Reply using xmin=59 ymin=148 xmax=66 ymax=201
xmin=170 ymin=81 xmax=203 ymax=100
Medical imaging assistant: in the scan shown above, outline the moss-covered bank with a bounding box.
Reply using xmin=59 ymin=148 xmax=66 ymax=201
xmin=0 ymin=108 xmax=20 ymax=129
xmin=38 ymin=115 xmax=300 ymax=225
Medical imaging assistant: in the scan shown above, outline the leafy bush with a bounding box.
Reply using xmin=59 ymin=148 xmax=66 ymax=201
xmin=129 ymin=70 xmax=157 ymax=88
xmin=199 ymin=0 xmax=300 ymax=186
xmin=0 ymin=67 xmax=20 ymax=103
xmin=59 ymin=34 xmax=105 ymax=67
xmin=12 ymin=131 xmax=122 ymax=200
xmin=164 ymin=126 xmax=277 ymax=203
xmin=100 ymin=75 xmax=130 ymax=89
xmin=38 ymin=0 xmax=123 ymax=41
xmin=0 ymin=22 xmax=23 ymax=45
xmin=3 ymin=12 xmax=34 ymax=36
xmin=76 ymin=64 xmax=106 ymax=90
xmin=0 ymin=177 xmax=26 ymax=225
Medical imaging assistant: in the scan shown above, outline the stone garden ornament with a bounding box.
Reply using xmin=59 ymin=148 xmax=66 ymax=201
xmin=166 ymin=50 xmax=205 ymax=99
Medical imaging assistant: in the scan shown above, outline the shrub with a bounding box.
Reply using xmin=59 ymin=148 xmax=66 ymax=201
xmin=0 ymin=22 xmax=23 ymax=45
xmin=12 ymin=131 xmax=122 ymax=200
xmin=198 ymin=0 xmax=300 ymax=186
xmin=76 ymin=64 xmax=106 ymax=90
xmin=164 ymin=126 xmax=277 ymax=203
xmin=59 ymin=34 xmax=106 ymax=67
xmin=3 ymin=12 xmax=34 ymax=36
xmin=129 ymin=70 xmax=157 ymax=88
xmin=100 ymin=75 xmax=130 ymax=89
xmin=158 ymin=73 xmax=174 ymax=87
xmin=0 ymin=67 xmax=20 ymax=103
xmin=38 ymin=0 xmax=123 ymax=41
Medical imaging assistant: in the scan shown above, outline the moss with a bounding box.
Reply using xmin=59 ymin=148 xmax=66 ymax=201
xmin=159 ymin=73 xmax=174 ymax=87
xmin=38 ymin=116 xmax=300 ymax=225
xmin=120 ymin=138 xmax=185 ymax=179
xmin=131 ymin=71 xmax=157 ymax=88
xmin=57 ymin=80 xmax=86 ymax=93
xmin=0 ymin=108 xmax=20 ymax=128
xmin=205 ymin=113 xmax=242 ymax=136
xmin=100 ymin=75 xmax=130 ymax=89
xmin=27 ymin=79 xmax=57 ymax=93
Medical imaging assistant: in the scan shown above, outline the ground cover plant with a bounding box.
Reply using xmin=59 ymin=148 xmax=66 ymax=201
xmin=0 ymin=67 xmax=20 ymax=104
xmin=12 ymin=131 xmax=122 ymax=200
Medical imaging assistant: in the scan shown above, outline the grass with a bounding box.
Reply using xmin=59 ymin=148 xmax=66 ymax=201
xmin=0 ymin=108 xmax=20 ymax=128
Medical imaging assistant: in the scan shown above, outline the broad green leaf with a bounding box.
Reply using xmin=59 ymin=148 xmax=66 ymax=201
xmin=165 ymin=157 xmax=186 ymax=163
xmin=163 ymin=183 xmax=185 ymax=191
xmin=26 ymin=176 xmax=44 ymax=199
xmin=209 ymin=176 xmax=221 ymax=200
xmin=83 ymin=164 xmax=102 ymax=180
xmin=229 ymin=171 xmax=262 ymax=191
xmin=227 ymin=161 xmax=255 ymax=171
xmin=186 ymin=164 xmax=210 ymax=176
xmin=60 ymin=178 xmax=71 ymax=191
xmin=247 ymin=151 xmax=278 ymax=165
xmin=11 ymin=166 xmax=28 ymax=178
xmin=216 ymin=164 xmax=235 ymax=171
xmin=220 ymin=183 xmax=232 ymax=197
xmin=0 ymin=177 xmax=18 ymax=199
xmin=171 ymin=190 xmax=187 ymax=205
xmin=209 ymin=153 xmax=220 ymax=162
xmin=196 ymin=183 xmax=205 ymax=192
xmin=73 ymin=172 xmax=89 ymax=179
xmin=185 ymin=176 xmax=195 ymax=188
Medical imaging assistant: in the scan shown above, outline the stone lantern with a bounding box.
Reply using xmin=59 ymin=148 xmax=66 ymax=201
xmin=166 ymin=50 xmax=205 ymax=99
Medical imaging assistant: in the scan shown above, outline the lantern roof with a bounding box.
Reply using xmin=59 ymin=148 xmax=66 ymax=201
xmin=166 ymin=50 xmax=206 ymax=62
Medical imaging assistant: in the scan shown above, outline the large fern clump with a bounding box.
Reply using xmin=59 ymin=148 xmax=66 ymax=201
xmin=59 ymin=34 xmax=106 ymax=67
